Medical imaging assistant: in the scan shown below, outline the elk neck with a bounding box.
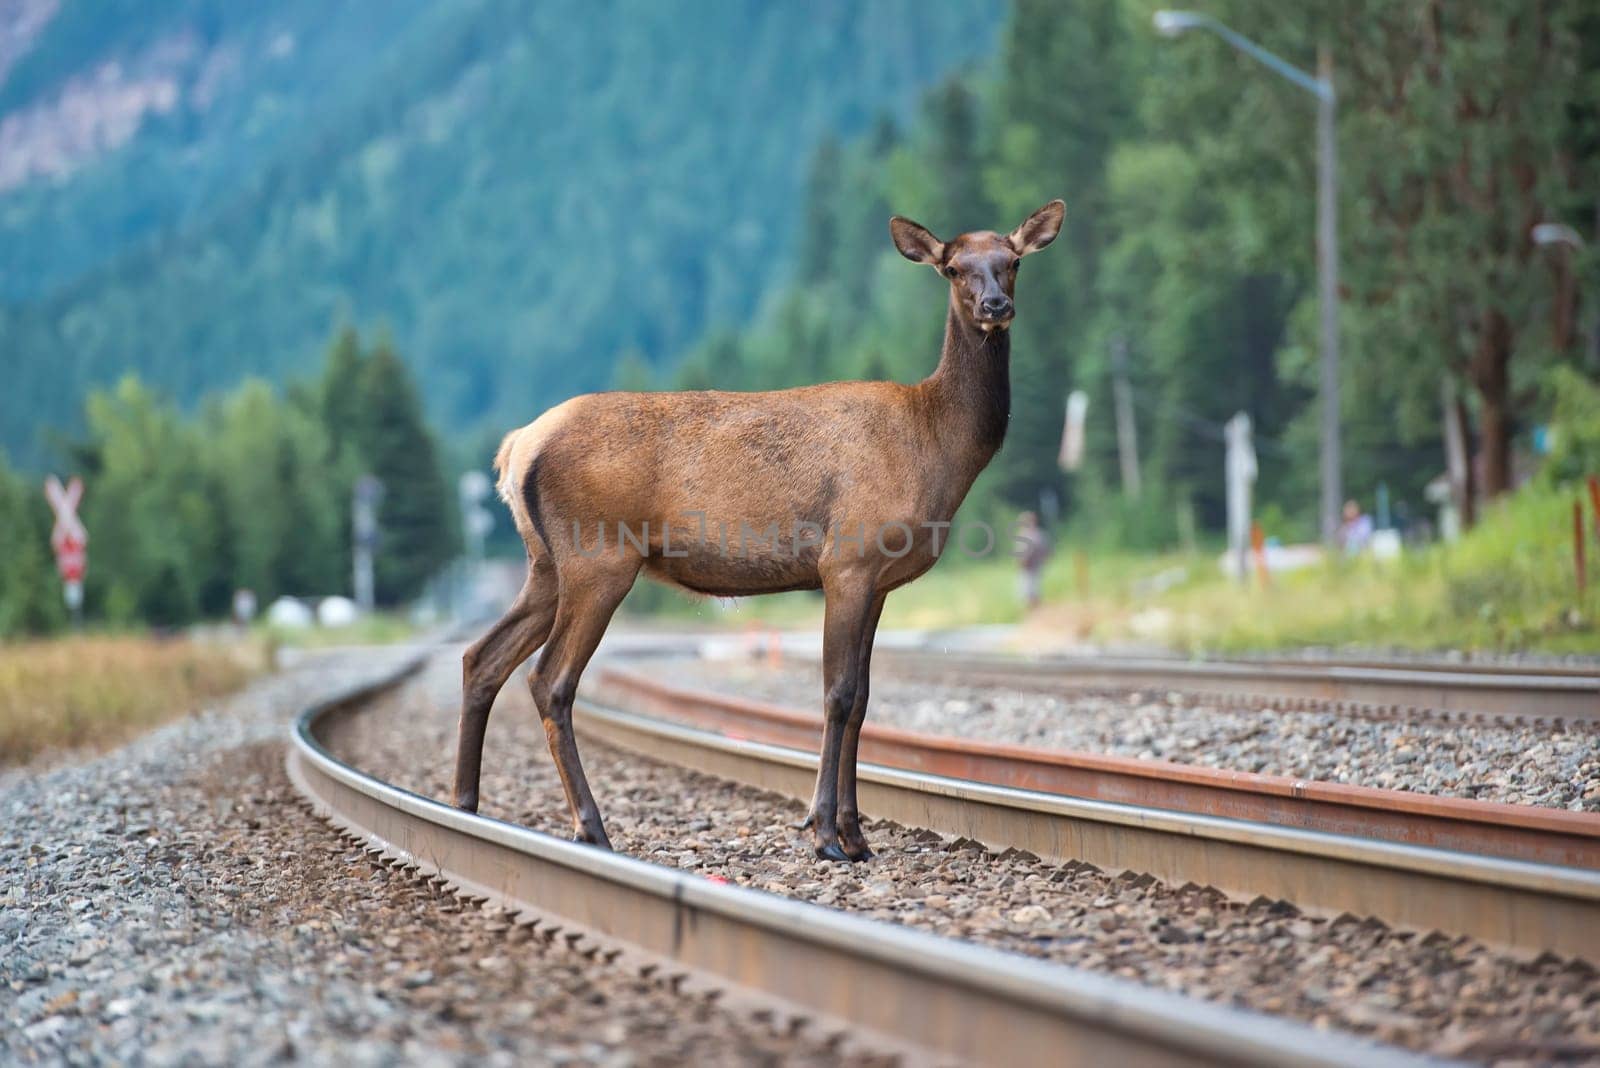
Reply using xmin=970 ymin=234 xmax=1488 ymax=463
xmin=918 ymin=300 xmax=1012 ymax=469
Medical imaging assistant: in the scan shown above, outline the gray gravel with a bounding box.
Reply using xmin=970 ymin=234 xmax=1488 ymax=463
xmin=332 ymin=648 xmax=1600 ymax=1064
xmin=2 ymin=644 xmax=875 ymax=1067
xmin=656 ymin=657 xmax=1600 ymax=811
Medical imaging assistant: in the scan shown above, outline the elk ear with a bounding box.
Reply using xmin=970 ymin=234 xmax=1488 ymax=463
xmin=889 ymin=216 xmax=945 ymax=266
xmin=1008 ymin=199 xmax=1065 ymax=256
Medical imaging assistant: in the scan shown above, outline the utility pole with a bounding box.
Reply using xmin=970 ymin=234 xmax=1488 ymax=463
xmin=352 ymin=475 xmax=383 ymax=614
xmin=458 ymin=470 xmax=494 ymax=561
xmin=456 ymin=469 xmax=495 ymax=621
xmin=1153 ymin=13 xmax=1341 ymax=544
xmin=1441 ymin=378 xmax=1473 ymax=533
xmin=1111 ymin=334 xmax=1142 ymax=500
xmin=1316 ymin=44 xmax=1342 ymax=546
xmin=1225 ymin=412 xmax=1256 ymax=584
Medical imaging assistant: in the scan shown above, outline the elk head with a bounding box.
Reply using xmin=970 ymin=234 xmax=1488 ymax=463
xmin=888 ymin=200 xmax=1065 ymax=331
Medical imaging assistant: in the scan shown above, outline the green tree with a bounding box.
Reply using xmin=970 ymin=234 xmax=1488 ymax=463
xmin=319 ymin=324 xmax=367 ymax=463
xmin=796 ymin=137 xmax=844 ymax=282
xmin=206 ymin=379 xmax=344 ymax=602
xmin=981 ymin=0 xmax=1135 ymax=513
xmin=351 ymin=337 xmax=457 ymax=605
xmin=1331 ymin=0 xmax=1591 ymax=501
xmin=1133 ymin=0 xmax=1595 ymax=518
xmin=923 ymin=79 xmax=992 ymax=234
xmin=0 ymin=454 xmax=66 ymax=636
xmin=77 ymin=378 xmax=222 ymax=625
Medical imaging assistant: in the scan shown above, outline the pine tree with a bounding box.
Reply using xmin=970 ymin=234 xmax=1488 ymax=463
xmin=922 ymin=79 xmax=991 ymax=233
xmin=319 ymin=324 xmax=367 ymax=463
xmin=796 ymin=137 xmax=844 ymax=283
xmin=353 ymin=337 xmax=458 ymax=605
xmin=209 ymin=379 xmax=343 ymax=602
xmin=981 ymin=0 xmax=1134 ymax=513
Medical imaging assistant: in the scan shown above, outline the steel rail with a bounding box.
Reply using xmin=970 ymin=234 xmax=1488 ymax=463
xmin=1226 ymin=655 xmax=1600 ymax=680
xmin=284 ymin=657 xmax=1416 ymax=1067
xmin=573 ymin=690 xmax=1600 ymax=962
xmin=590 ymin=665 xmax=1600 ymax=870
xmin=863 ymin=649 xmax=1600 ymax=723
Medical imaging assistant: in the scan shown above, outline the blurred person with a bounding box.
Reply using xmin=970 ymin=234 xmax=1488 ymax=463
xmin=1338 ymin=500 xmax=1373 ymax=556
xmin=1014 ymin=511 xmax=1051 ymax=609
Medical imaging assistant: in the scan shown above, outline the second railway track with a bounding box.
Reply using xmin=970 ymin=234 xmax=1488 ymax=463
xmin=863 ymin=647 xmax=1600 ymax=725
xmin=591 ymin=663 xmax=1600 ymax=869
xmin=582 ymin=666 xmax=1600 ymax=961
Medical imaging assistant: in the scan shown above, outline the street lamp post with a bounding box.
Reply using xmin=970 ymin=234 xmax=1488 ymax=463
xmin=1154 ymin=11 xmax=1342 ymax=545
xmin=1533 ymin=221 xmax=1597 ymax=371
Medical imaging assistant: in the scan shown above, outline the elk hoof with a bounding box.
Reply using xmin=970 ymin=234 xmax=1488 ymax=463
xmin=453 ymin=793 xmax=479 ymax=814
xmin=572 ymin=826 xmax=614 ymax=851
xmin=842 ymin=842 xmax=874 ymax=863
xmin=814 ymin=842 xmax=851 ymax=863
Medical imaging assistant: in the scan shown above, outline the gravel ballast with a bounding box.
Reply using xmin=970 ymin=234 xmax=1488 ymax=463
xmin=2 ymin=644 xmax=876 ymax=1067
xmin=655 ymin=657 xmax=1600 ymax=812
xmin=332 ymin=648 xmax=1600 ymax=1064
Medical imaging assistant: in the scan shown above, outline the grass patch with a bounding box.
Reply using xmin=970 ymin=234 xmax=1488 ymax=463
xmin=1099 ymin=482 xmax=1598 ymax=655
xmin=0 ymin=635 xmax=266 ymax=766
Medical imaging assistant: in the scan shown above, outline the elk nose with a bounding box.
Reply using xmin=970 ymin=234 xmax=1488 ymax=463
xmin=980 ymin=296 xmax=1013 ymax=318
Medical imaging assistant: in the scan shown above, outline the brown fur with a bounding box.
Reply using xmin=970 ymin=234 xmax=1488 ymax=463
xmin=456 ymin=200 xmax=1065 ymax=861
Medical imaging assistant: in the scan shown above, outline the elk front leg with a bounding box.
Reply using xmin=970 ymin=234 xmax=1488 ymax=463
xmin=804 ymin=574 xmax=877 ymax=862
xmin=835 ymin=591 xmax=885 ymax=861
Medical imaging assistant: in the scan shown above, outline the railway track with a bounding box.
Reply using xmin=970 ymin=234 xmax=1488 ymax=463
xmin=580 ymin=668 xmax=1600 ymax=961
xmin=590 ymin=665 xmax=1600 ymax=871
xmin=287 ymin=648 xmax=1422 ymax=1067
xmin=864 ymin=648 xmax=1600 ymax=725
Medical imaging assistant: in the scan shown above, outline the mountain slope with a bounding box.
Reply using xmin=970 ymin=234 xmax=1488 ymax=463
xmin=1 ymin=0 xmax=1004 ymax=466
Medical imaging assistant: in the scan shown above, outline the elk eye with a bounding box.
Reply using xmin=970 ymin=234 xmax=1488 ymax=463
xmin=1010 ymin=258 xmax=1021 ymax=271
xmin=943 ymin=265 xmax=958 ymax=279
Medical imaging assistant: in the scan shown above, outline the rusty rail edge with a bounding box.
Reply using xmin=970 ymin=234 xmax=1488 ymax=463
xmin=591 ymin=666 xmax=1600 ymax=870
xmin=870 ymin=649 xmax=1600 ymax=724
xmin=573 ymin=692 xmax=1600 ymax=963
xmin=283 ymin=661 xmax=1417 ymax=1067
xmin=1227 ymin=655 xmax=1600 ymax=680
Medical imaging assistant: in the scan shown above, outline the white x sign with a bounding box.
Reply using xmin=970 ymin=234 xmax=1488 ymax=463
xmin=45 ymin=475 xmax=87 ymax=550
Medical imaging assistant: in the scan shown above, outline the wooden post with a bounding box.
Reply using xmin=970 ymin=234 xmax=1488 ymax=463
xmin=1250 ymin=521 xmax=1270 ymax=589
xmin=1588 ymin=475 xmax=1600 ymax=544
xmin=1111 ymin=335 xmax=1141 ymax=500
xmin=1577 ymin=499 xmax=1588 ymax=596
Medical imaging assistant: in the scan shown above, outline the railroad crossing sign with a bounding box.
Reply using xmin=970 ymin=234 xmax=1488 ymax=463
xmin=44 ymin=475 xmax=87 ymax=615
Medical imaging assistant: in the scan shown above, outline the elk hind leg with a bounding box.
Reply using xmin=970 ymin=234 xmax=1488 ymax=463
xmin=452 ymin=556 xmax=556 ymax=812
xmin=528 ymin=560 xmax=640 ymax=847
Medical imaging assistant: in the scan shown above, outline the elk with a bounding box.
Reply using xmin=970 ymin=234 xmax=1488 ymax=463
xmin=453 ymin=199 xmax=1065 ymax=862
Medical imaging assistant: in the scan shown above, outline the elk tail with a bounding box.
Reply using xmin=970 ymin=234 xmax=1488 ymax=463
xmin=492 ymin=410 xmax=564 ymax=554
xmin=493 ymin=428 xmax=521 ymax=510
